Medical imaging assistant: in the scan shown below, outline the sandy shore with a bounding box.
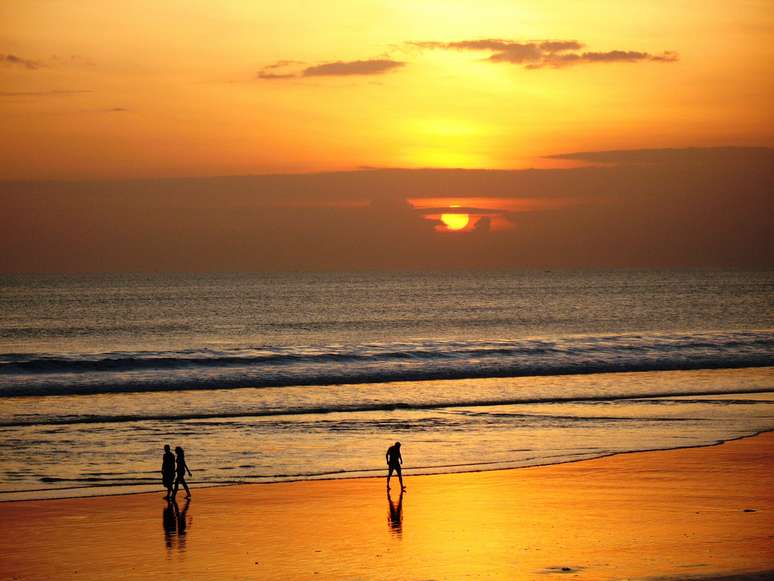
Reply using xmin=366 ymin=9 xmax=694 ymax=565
xmin=1 ymin=434 xmax=772 ymax=580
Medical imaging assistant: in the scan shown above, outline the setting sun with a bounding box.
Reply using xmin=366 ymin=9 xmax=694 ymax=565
xmin=440 ymin=212 xmax=470 ymax=231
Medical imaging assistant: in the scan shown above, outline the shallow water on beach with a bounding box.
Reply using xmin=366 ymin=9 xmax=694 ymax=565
xmin=0 ymin=270 xmax=772 ymax=499
xmin=1 ymin=368 xmax=772 ymax=500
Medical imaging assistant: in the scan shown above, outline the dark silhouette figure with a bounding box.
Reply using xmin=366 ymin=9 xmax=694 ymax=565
xmin=386 ymin=441 xmax=405 ymax=490
xmin=387 ymin=488 xmax=404 ymax=537
xmin=161 ymin=444 xmax=175 ymax=499
xmin=172 ymin=446 xmax=192 ymax=499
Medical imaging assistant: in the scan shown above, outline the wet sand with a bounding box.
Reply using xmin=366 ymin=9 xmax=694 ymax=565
xmin=1 ymin=433 xmax=772 ymax=580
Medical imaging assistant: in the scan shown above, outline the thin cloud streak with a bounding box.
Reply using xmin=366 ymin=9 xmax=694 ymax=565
xmin=0 ymin=90 xmax=94 ymax=97
xmin=522 ymin=50 xmax=679 ymax=68
xmin=258 ymin=59 xmax=405 ymax=80
xmin=412 ymin=39 xmax=583 ymax=53
xmin=0 ymin=53 xmax=43 ymax=70
xmin=303 ymin=59 xmax=405 ymax=76
xmin=410 ymin=38 xmax=678 ymax=69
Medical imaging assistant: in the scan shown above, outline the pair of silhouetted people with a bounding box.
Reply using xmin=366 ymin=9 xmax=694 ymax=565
xmin=386 ymin=441 xmax=405 ymax=490
xmin=162 ymin=444 xmax=192 ymax=499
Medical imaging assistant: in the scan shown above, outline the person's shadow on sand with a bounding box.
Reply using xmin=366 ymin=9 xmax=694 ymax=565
xmin=163 ymin=497 xmax=191 ymax=553
xmin=387 ymin=488 xmax=404 ymax=538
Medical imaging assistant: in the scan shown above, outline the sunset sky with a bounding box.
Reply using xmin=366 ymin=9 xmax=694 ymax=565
xmin=1 ymin=1 xmax=773 ymax=270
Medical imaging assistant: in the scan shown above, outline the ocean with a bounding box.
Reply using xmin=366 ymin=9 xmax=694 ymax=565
xmin=1 ymin=270 xmax=772 ymax=500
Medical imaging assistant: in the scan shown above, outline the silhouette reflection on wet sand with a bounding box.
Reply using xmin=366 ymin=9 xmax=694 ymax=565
xmin=387 ymin=488 xmax=404 ymax=538
xmin=163 ymin=497 xmax=191 ymax=553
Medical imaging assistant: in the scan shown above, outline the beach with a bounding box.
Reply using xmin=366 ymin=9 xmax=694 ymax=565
xmin=1 ymin=432 xmax=771 ymax=580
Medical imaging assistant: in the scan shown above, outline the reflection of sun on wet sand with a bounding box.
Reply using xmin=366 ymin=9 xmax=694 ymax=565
xmin=1 ymin=434 xmax=772 ymax=579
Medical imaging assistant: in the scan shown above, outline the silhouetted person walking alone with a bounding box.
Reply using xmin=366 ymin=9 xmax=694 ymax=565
xmin=386 ymin=441 xmax=405 ymax=490
xmin=173 ymin=446 xmax=192 ymax=499
xmin=161 ymin=444 xmax=175 ymax=499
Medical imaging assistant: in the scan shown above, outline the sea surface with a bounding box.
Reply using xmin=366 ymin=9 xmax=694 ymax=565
xmin=1 ymin=270 xmax=773 ymax=500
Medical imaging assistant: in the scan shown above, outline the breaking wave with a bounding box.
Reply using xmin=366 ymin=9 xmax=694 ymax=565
xmin=1 ymin=330 xmax=772 ymax=397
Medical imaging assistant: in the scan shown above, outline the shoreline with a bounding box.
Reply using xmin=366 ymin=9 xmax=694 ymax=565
xmin=3 ymin=428 xmax=773 ymax=503
xmin=1 ymin=431 xmax=772 ymax=579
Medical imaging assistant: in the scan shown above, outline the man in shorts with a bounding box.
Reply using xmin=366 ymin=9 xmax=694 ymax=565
xmin=386 ymin=441 xmax=405 ymax=490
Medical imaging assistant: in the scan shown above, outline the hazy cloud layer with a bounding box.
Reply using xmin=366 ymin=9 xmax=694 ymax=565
xmin=1 ymin=148 xmax=770 ymax=271
xmin=258 ymin=59 xmax=405 ymax=79
xmin=410 ymin=39 xmax=678 ymax=68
